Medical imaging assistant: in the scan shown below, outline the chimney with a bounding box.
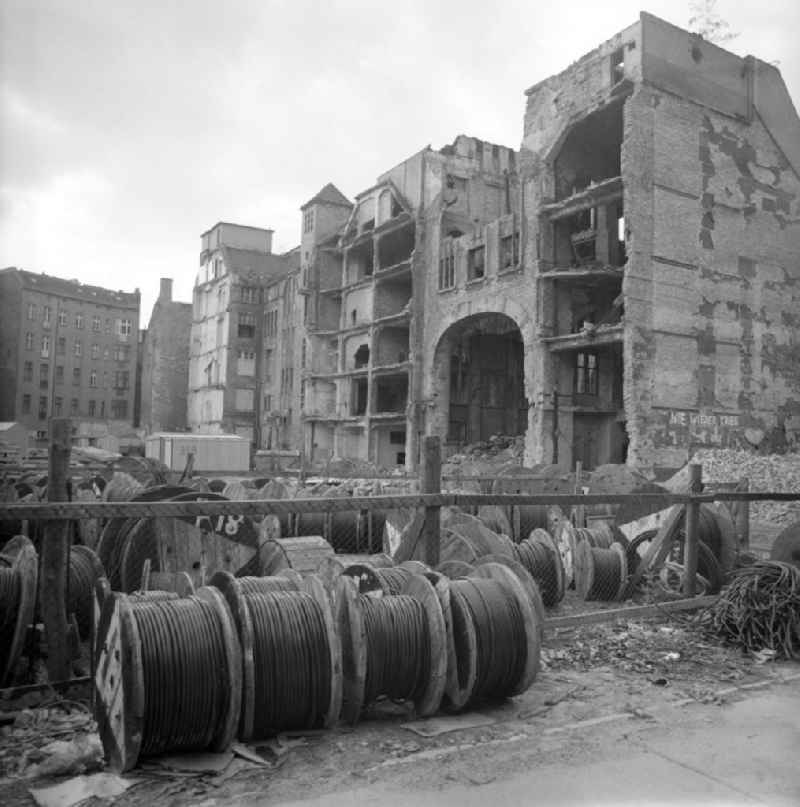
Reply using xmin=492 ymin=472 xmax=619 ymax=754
xmin=159 ymin=278 xmax=173 ymax=302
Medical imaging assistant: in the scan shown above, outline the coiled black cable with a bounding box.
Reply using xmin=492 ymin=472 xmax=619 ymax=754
xmin=515 ymin=538 xmax=561 ymax=607
xmin=238 ymin=576 xmax=297 ymax=596
xmin=450 ymin=579 xmax=527 ymax=703
xmin=374 ymin=567 xmax=413 ymax=595
xmin=360 ymin=594 xmax=430 ymax=706
xmin=581 ymin=545 xmax=624 ymax=601
xmin=130 ymin=596 xmax=231 ymax=757
xmin=67 ymin=546 xmax=104 ymax=639
xmin=245 ymin=591 xmax=332 ymax=734
xmin=0 ymin=567 xmax=20 ymax=646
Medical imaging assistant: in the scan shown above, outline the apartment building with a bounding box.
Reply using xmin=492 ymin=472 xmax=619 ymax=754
xmin=0 ymin=268 xmax=140 ymax=444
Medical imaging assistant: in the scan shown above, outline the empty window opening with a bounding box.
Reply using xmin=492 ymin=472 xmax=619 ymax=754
xmin=375 ymin=326 xmax=409 ymax=367
xmin=500 ymin=232 xmax=520 ymax=270
xmin=351 ymin=378 xmax=368 ymax=416
xmin=554 ymin=102 xmax=623 ymax=200
xmin=374 ymin=375 xmax=408 ymax=414
xmin=354 ymin=344 xmax=370 ymax=369
xmin=376 ymin=274 xmax=412 ymax=318
xmin=390 ymin=430 xmax=406 ymax=445
xmin=575 ymin=352 xmax=599 ymax=395
xmin=238 ymin=312 xmax=256 ymax=338
xmin=378 ymin=223 xmax=415 ymax=269
xmin=611 ymin=47 xmax=625 ymax=83
xmin=347 ymin=239 xmax=374 ymax=282
xmin=396 ymin=452 xmax=406 ymax=465
xmin=467 ymin=245 xmax=485 ymax=281
xmin=439 ymin=239 xmax=456 ymax=289
xmin=351 ymin=309 xmax=357 ymax=325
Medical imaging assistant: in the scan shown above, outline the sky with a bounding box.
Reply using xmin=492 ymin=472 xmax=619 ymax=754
xmin=1 ymin=0 xmax=798 ymax=320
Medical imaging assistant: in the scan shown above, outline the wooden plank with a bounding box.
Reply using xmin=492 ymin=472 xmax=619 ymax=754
xmin=622 ymin=503 xmax=685 ymax=599
xmin=421 ymin=436 xmax=441 ymax=568
xmin=543 ymin=595 xmax=717 ymax=630
xmin=683 ymin=464 xmax=702 ymax=597
xmin=41 ymin=418 xmax=72 ymax=682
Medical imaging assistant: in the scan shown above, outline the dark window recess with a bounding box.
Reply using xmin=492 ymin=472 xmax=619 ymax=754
xmin=439 ymin=239 xmax=456 ymax=289
xmin=238 ymin=312 xmax=256 ymax=338
xmin=467 ymin=246 xmax=485 ymax=280
xmin=389 ymin=430 xmax=406 ymax=445
xmin=354 ymin=344 xmax=370 ymax=369
xmin=575 ymin=352 xmax=598 ymax=396
xmin=351 ymin=378 xmax=368 ymax=416
xmin=375 ymin=376 xmax=408 ymax=413
xmin=396 ymin=452 xmax=406 ymax=465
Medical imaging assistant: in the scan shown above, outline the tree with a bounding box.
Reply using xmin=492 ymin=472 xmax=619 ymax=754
xmin=688 ymin=0 xmax=739 ymax=45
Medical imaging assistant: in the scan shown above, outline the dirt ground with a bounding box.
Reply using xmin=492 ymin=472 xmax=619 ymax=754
xmin=2 ymin=606 xmax=798 ymax=807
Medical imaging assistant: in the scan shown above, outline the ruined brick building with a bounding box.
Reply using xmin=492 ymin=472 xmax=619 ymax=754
xmin=187 ymin=223 xmax=300 ymax=447
xmin=298 ymin=12 xmax=800 ymax=473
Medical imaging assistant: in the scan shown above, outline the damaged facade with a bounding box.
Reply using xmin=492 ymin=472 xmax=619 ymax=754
xmin=301 ymin=138 xmax=521 ymax=469
xmin=521 ymin=12 xmax=800 ymax=472
xmin=181 ymin=13 xmax=799 ymax=474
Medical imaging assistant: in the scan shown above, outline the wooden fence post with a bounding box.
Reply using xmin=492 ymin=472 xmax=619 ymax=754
xmin=41 ymin=418 xmax=72 ymax=681
xmin=683 ymin=463 xmax=702 ymax=597
xmin=421 ymin=436 xmax=441 ymax=568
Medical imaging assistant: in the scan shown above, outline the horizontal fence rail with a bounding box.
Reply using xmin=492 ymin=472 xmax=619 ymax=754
xmin=1 ymin=490 xmax=799 ymax=521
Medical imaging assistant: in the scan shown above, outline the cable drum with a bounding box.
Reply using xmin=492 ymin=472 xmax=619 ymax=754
xmin=67 ymin=545 xmax=105 ymax=639
xmin=211 ymin=571 xmax=341 ymax=741
xmin=93 ymin=586 xmax=241 ymax=772
xmin=336 ymin=573 xmax=447 ymax=723
xmin=575 ymin=541 xmax=628 ymax=602
xmin=0 ymin=536 xmax=38 ymax=687
xmin=514 ymin=530 xmax=565 ymax=607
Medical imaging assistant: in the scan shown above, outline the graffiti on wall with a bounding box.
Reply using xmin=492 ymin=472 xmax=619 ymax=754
xmin=659 ymin=408 xmax=741 ymax=447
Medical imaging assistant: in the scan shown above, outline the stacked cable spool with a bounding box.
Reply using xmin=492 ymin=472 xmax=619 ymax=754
xmin=0 ymin=536 xmax=38 ymax=687
xmin=93 ymin=583 xmax=241 ymax=772
xmin=443 ymin=563 xmax=540 ymax=712
xmin=336 ymin=566 xmax=447 ymax=724
xmin=211 ymin=570 xmax=341 ymax=740
xmin=513 ymin=528 xmax=565 ymax=607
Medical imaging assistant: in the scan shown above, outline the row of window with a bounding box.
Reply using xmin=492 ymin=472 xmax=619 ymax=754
xmin=21 ymin=395 xmax=128 ymax=419
xmin=22 ymin=362 xmax=130 ymax=389
xmin=23 ymin=335 xmax=132 ymax=360
xmin=438 ymin=232 xmax=520 ymax=290
xmin=25 ymin=305 xmax=132 ymax=336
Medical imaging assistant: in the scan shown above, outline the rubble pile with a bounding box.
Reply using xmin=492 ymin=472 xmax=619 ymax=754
xmin=692 ymin=450 xmax=800 ymax=527
xmin=443 ymin=435 xmax=525 ymax=473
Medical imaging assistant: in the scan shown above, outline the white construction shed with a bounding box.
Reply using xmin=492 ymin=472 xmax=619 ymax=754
xmin=145 ymin=432 xmax=250 ymax=473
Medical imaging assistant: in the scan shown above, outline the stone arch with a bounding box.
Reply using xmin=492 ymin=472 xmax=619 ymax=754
xmin=428 ymin=309 xmax=531 ymax=448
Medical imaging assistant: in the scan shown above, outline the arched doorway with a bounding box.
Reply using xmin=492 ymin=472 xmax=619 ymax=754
xmin=432 ymin=313 xmax=528 ymax=447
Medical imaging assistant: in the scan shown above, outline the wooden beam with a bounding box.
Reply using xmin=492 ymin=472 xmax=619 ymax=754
xmin=543 ymin=595 xmax=716 ymax=630
xmin=41 ymin=418 xmax=72 ymax=682
xmin=421 ymin=436 xmax=441 ymax=568
xmin=683 ymin=464 xmax=702 ymax=597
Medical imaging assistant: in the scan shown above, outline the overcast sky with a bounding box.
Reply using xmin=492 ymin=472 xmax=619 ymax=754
xmin=1 ymin=1 xmax=797 ymax=319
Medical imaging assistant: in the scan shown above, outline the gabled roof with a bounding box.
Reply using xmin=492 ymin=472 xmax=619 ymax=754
xmin=301 ymin=183 xmax=352 ymax=210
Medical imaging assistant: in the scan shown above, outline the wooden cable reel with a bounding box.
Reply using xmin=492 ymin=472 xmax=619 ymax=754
xmin=443 ymin=563 xmax=540 ymax=712
xmin=336 ymin=573 xmax=447 ymax=724
xmin=211 ymin=571 xmax=340 ymax=740
xmin=0 ymin=536 xmax=38 ymax=686
xmin=93 ymin=585 xmax=241 ymax=772
xmin=574 ymin=540 xmax=628 ymax=602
